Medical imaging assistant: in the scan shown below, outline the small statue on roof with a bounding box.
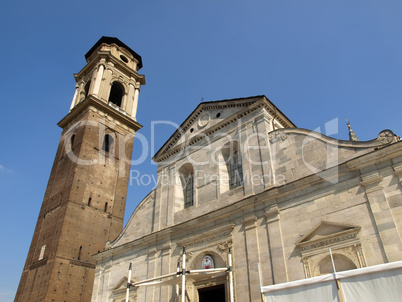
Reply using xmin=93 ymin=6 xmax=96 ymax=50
xmin=346 ymin=119 xmax=359 ymax=141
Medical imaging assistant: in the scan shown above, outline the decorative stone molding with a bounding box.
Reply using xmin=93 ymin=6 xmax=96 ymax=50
xmin=242 ymin=215 xmax=257 ymax=227
xmin=298 ymin=231 xmax=359 ymax=253
xmin=268 ymin=131 xmax=288 ymax=143
xmin=393 ymin=162 xmax=402 ymax=180
xmin=377 ymin=129 xmax=397 ymax=145
xmin=217 ymin=239 xmax=233 ymax=253
xmin=296 ymin=221 xmax=365 ymax=277
xmin=361 ymin=172 xmax=383 ymax=193
xmin=265 ymin=205 xmax=280 ymax=222
xmin=176 ymin=224 xmax=234 ymax=248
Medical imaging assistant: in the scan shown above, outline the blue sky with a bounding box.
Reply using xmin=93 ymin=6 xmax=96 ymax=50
xmin=1 ymin=0 xmax=401 ymax=300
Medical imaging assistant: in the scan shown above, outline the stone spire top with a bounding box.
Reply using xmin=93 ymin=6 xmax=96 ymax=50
xmin=346 ymin=119 xmax=359 ymax=141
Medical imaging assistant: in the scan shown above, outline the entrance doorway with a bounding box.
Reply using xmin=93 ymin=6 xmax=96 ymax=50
xmin=198 ymin=284 xmax=226 ymax=302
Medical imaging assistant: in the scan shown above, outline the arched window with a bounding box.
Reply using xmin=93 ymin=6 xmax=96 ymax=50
xmin=222 ymin=141 xmax=243 ymax=189
xmin=84 ymin=81 xmax=91 ymax=99
xmin=179 ymin=164 xmax=194 ymax=208
xmin=104 ymin=202 xmax=108 ymax=212
xmin=184 ymin=173 xmax=194 ymax=208
xmin=319 ymin=254 xmax=357 ymax=275
xmin=108 ymin=82 xmax=124 ymax=107
xmin=78 ymin=246 xmax=82 ymax=260
xmin=70 ymin=134 xmax=76 ymax=150
xmin=102 ymin=134 xmax=114 ymax=153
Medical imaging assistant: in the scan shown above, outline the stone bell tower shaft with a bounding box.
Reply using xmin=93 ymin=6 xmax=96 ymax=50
xmin=15 ymin=37 xmax=145 ymax=302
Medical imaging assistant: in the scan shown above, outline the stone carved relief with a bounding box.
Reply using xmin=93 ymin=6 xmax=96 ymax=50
xmin=177 ymin=278 xmax=199 ymax=302
xmin=217 ymin=239 xmax=233 ymax=253
xmin=178 ymin=251 xmax=194 ymax=266
xmin=269 ymin=131 xmax=288 ymax=143
xmin=377 ymin=129 xmax=396 ymax=145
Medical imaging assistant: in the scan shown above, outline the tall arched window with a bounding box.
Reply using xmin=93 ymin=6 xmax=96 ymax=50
xmin=78 ymin=246 xmax=82 ymax=260
xmin=84 ymin=81 xmax=91 ymax=99
xmin=70 ymin=134 xmax=76 ymax=150
xmin=318 ymin=254 xmax=357 ymax=275
xmin=222 ymin=141 xmax=243 ymax=189
xmin=108 ymin=82 xmax=124 ymax=107
xmin=179 ymin=164 xmax=194 ymax=208
xmin=102 ymin=134 xmax=114 ymax=153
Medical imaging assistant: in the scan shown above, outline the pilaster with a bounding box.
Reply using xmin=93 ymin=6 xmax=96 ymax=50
xmin=242 ymin=214 xmax=261 ymax=301
xmin=361 ymin=171 xmax=402 ymax=262
xmin=264 ymin=206 xmax=288 ymax=284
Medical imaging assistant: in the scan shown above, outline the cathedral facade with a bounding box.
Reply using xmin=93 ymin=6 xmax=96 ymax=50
xmin=90 ymin=95 xmax=402 ymax=301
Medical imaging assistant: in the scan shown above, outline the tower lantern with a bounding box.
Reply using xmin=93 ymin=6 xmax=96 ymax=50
xmin=70 ymin=36 xmax=145 ymax=120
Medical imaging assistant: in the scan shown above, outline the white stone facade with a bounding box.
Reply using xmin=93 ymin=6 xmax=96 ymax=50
xmin=91 ymin=95 xmax=402 ymax=302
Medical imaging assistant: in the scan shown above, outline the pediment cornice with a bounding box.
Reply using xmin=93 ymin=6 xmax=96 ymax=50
xmin=153 ymin=96 xmax=295 ymax=163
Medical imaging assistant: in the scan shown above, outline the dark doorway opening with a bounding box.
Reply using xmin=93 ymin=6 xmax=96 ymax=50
xmin=198 ymin=284 xmax=225 ymax=302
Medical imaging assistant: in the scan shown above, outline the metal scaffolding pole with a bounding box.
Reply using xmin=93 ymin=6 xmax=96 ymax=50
xmin=125 ymin=263 xmax=132 ymax=302
xmin=228 ymin=248 xmax=234 ymax=302
xmin=181 ymin=246 xmax=186 ymax=302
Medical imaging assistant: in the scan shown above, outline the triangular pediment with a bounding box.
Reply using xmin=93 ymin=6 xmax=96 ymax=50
xmin=153 ymin=95 xmax=295 ymax=162
xmin=112 ymin=276 xmax=129 ymax=291
xmin=297 ymin=221 xmax=360 ymax=246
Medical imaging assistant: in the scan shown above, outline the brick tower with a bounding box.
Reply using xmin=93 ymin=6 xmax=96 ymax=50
xmin=15 ymin=37 xmax=145 ymax=302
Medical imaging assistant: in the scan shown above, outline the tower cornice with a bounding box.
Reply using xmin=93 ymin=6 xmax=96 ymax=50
xmin=74 ymin=53 xmax=145 ymax=85
xmin=58 ymin=95 xmax=142 ymax=131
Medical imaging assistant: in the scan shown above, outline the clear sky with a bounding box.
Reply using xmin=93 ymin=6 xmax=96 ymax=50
xmin=1 ymin=0 xmax=401 ymax=300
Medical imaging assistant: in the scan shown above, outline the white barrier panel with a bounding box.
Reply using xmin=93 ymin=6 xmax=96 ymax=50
xmin=264 ymin=280 xmax=338 ymax=302
xmin=261 ymin=274 xmax=338 ymax=302
xmin=338 ymin=262 xmax=402 ymax=302
xmin=261 ymin=261 xmax=402 ymax=302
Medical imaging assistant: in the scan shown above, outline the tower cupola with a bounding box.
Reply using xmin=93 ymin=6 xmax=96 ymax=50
xmin=69 ymin=36 xmax=145 ymax=120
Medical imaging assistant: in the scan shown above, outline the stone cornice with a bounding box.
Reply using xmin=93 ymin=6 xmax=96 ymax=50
xmin=153 ymin=100 xmax=258 ymax=162
xmin=75 ymin=51 xmax=145 ymax=85
xmin=360 ymin=172 xmax=383 ymax=190
xmin=153 ymin=96 xmax=296 ymax=163
xmin=393 ymin=162 xmax=402 ymax=178
xmin=58 ymin=95 xmax=142 ymax=131
xmin=297 ymin=227 xmax=360 ymax=255
xmin=176 ymin=224 xmax=235 ymax=248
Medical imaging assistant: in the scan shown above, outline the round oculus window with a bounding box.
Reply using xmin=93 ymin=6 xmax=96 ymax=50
xmin=120 ymin=55 xmax=129 ymax=63
xmin=198 ymin=113 xmax=210 ymax=128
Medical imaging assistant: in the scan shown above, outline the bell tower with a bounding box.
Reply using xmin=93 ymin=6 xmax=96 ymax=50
xmin=15 ymin=37 xmax=145 ymax=302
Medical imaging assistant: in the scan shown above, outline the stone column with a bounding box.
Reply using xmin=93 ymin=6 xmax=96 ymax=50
xmin=265 ymin=206 xmax=288 ymax=284
xmin=102 ymin=64 xmax=114 ymax=101
xmin=92 ymin=63 xmax=105 ymax=96
xmin=78 ymin=81 xmax=85 ymax=102
xmin=70 ymin=85 xmax=79 ymax=111
xmin=361 ymin=171 xmax=402 ymax=262
xmin=131 ymin=85 xmax=140 ymax=119
xmin=127 ymin=82 xmax=135 ymax=115
xmin=120 ymin=90 xmax=128 ymax=112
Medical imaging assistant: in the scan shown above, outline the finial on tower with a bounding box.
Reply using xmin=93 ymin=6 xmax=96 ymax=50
xmin=346 ymin=119 xmax=359 ymax=141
